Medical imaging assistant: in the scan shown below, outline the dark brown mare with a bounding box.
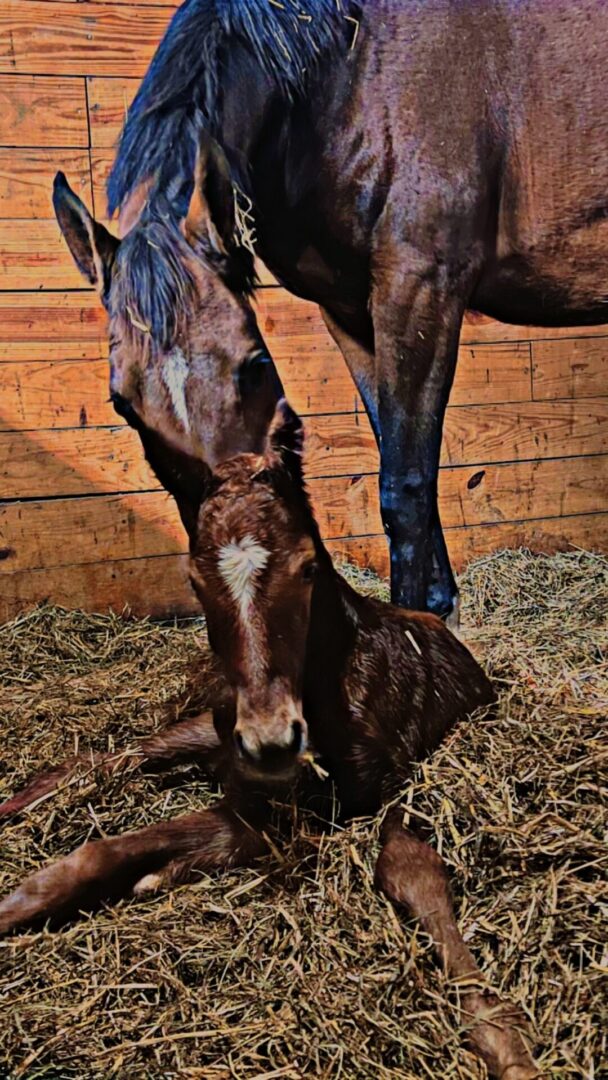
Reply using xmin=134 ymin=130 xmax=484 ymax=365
xmin=97 ymin=0 xmax=608 ymax=620
xmin=0 ymin=400 xmax=538 ymax=1077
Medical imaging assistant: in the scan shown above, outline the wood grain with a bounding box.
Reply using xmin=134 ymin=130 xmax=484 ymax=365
xmin=0 ymin=340 xmax=106 ymax=364
xmin=0 ymin=292 xmax=105 ymax=342
xmin=0 ymin=150 xmax=91 ymax=218
xmin=87 ymin=76 xmax=139 ymax=149
xmin=0 ymin=220 xmax=95 ymax=289
xmin=3 ymin=454 xmax=607 ymax=571
xmin=3 ymin=398 xmax=608 ymax=502
xmin=3 ymin=510 xmax=608 ymax=622
xmin=0 ymin=3 xmax=174 ymax=78
xmin=460 ymin=309 xmax=608 ymax=345
xmin=0 ymin=75 xmax=88 ymax=147
xmin=532 ymin=336 xmax=608 ymax=400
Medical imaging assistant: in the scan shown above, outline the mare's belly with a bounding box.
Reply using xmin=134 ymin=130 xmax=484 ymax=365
xmin=472 ymin=248 xmax=608 ymax=328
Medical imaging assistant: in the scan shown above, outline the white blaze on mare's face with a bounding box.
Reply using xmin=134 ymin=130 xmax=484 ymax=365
xmin=162 ymin=346 xmax=190 ymax=432
xmin=218 ymin=535 xmax=270 ymax=621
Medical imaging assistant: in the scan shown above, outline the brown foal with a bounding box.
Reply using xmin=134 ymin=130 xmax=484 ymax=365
xmin=0 ymin=402 xmax=538 ymax=1078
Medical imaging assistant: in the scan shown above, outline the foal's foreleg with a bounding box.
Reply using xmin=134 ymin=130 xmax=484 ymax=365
xmin=0 ymin=712 xmax=221 ymax=820
xmin=0 ymin=799 xmax=266 ymax=934
xmin=375 ymin=815 xmax=539 ymax=1079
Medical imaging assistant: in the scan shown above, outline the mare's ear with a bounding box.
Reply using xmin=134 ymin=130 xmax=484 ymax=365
xmin=182 ymin=138 xmax=235 ymax=255
xmin=53 ymin=172 xmax=119 ymax=296
xmin=264 ymin=399 xmax=305 ymax=477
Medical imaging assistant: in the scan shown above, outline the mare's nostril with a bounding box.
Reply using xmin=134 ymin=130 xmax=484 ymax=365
xmin=290 ymin=721 xmax=304 ymax=754
xmin=234 ymin=730 xmax=249 ymax=759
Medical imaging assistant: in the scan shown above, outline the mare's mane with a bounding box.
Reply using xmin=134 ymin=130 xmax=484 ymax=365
xmin=107 ymin=0 xmax=360 ymax=218
xmin=111 ymin=192 xmax=254 ymax=349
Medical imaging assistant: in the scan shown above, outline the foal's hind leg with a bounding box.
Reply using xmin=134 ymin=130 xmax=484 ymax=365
xmin=0 ymin=799 xmax=267 ymax=934
xmin=0 ymin=711 xmax=222 ymax=821
xmin=375 ymin=813 xmax=539 ymax=1079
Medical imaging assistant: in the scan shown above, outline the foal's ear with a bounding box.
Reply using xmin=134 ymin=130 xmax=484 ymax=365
xmin=264 ymin=400 xmax=305 ymax=476
xmin=182 ymin=138 xmax=235 ymax=255
xmin=53 ymin=172 xmax=119 ymax=296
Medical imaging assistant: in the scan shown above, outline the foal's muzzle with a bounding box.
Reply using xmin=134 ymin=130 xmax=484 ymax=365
xmin=234 ymin=696 xmax=308 ymax=780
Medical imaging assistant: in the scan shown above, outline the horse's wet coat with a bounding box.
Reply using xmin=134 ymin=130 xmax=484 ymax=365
xmin=103 ymin=0 xmax=608 ymax=618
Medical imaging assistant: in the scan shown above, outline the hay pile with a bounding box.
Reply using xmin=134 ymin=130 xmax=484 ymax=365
xmin=0 ymin=550 xmax=606 ymax=1079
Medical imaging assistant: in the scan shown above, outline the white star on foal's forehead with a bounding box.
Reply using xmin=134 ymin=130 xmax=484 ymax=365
xmin=218 ymin=535 xmax=270 ymax=617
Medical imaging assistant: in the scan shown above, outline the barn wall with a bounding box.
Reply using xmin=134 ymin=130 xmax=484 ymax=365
xmin=1 ymin=0 xmax=607 ymax=621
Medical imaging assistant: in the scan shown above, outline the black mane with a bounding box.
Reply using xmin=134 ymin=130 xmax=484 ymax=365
xmin=107 ymin=0 xmax=360 ymax=217
xmin=110 ymin=193 xmax=254 ymax=349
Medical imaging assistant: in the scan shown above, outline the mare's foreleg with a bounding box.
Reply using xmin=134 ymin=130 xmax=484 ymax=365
xmin=0 ymin=711 xmax=221 ymax=821
xmin=375 ymin=813 xmax=538 ymax=1078
xmin=321 ymin=307 xmax=460 ymax=621
xmin=371 ymin=249 xmax=472 ymax=618
xmin=0 ymin=799 xmax=266 ymax=934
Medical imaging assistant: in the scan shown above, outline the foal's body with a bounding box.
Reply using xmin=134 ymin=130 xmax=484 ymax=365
xmin=0 ymin=404 xmax=536 ymax=1077
xmin=108 ymin=0 xmax=608 ymax=618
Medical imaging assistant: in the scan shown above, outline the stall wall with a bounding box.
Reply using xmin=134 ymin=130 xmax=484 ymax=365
xmin=1 ymin=1 xmax=607 ymax=619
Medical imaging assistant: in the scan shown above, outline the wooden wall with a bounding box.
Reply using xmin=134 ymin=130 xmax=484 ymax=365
xmin=1 ymin=1 xmax=607 ymax=621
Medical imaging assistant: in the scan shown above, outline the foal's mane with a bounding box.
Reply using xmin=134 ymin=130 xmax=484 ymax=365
xmin=107 ymin=0 xmax=360 ymax=218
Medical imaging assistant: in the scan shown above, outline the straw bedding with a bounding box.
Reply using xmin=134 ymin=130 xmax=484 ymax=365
xmin=0 ymin=549 xmax=606 ymax=1079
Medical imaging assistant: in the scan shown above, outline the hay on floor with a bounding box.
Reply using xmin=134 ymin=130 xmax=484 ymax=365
xmin=0 ymin=549 xmax=605 ymax=1079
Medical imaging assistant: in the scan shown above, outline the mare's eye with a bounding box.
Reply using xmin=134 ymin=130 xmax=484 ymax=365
xmin=238 ymin=351 xmax=272 ymax=390
xmin=301 ymin=560 xmax=317 ymax=583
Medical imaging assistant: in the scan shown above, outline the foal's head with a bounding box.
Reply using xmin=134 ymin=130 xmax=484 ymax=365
xmin=190 ymin=401 xmax=323 ymax=783
xmin=53 ymin=142 xmax=281 ymax=473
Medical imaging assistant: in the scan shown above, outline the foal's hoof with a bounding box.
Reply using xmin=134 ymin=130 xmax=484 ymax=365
xmin=133 ymin=872 xmax=163 ymax=896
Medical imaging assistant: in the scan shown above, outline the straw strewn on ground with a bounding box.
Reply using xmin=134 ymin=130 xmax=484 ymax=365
xmin=0 ymin=549 xmax=606 ymax=1079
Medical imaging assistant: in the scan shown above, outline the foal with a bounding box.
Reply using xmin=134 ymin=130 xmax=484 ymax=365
xmin=0 ymin=402 xmax=537 ymax=1078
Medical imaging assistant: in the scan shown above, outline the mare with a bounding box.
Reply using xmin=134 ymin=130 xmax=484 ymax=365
xmin=53 ymin=150 xmax=283 ymax=541
xmin=104 ymin=0 xmax=608 ymax=619
xmin=0 ymin=402 xmax=537 ymax=1078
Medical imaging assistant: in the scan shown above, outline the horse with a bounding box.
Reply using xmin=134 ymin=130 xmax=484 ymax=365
xmin=53 ymin=147 xmax=283 ymax=541
xmin=0 ymin=401 xmax=537 ymax=1078
xmin=100 ymin=0 xmax=608 ymax=620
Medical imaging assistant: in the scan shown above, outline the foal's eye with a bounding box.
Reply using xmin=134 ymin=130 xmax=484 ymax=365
xmin=301 ymin=560 xmax=317 ymax=583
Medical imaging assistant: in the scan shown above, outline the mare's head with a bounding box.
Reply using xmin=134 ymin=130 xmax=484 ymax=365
xmin=53 ymin=142 xmax=282 ymax=532
xmin=190 ymin=400 xmax=324 ymax=783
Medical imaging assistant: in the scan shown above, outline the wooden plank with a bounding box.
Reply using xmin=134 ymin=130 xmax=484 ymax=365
xmin=0 ymin=340 xmax=106 ymax=363
xmin=329 ymin=512 xmax=608 ymax=581
xmin=87 ymin=76 xmax=139 ymax=149
xmin=532 ymin=337 xmax=608 ymax=400
xmin=310 ymin=400 xmax=608 ymax=473
xmin=0 ymin=3 xmax=174 ymax=77
xmin=440 ymin=399 xmax=608 ymax=466
xmin=0 ymin=292 xmax=105 ymax=342
xmin=0 ymin=220 xmax=95 ymax=289
xmin=0 ymin=425 xmax=156 ymax=498
xmin=0 ymin=149 xmax=91 ymax=218
xmin=461 ymin=310 xmax=608 ymax=346
xmin=3 ymin=399 xmax=608 ymax=497
xmin=3 ymin=511 xmax=608 ymax=623
xmin=3 ymin=456 xmax=607 ymax=569
xmin=0 ymin=553 xmax=198 ymax=623
xmin=257 ymin=292 xmax=534 ymax=409
xmin=0 ymin=359 xmax=112 ymax=429
xmin=0 ymin=74 xmax=88 ymax=147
